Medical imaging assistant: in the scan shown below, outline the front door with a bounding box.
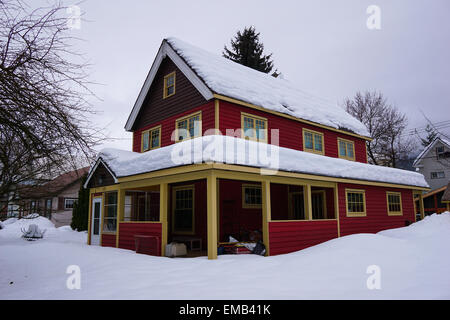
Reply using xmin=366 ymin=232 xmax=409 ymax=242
xmin=91 ymin=197 xmax=102 ymax=245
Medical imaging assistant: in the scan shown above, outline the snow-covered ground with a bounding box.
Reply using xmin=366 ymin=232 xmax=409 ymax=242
xmin=1 ymin=213 xmax=450 ymax=300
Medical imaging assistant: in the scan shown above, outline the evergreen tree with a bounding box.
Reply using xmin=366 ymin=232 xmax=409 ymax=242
xmin=71 ymin=174 xmax=89 ymax=231
xmin=419 ymin=124 xmax=438 ymax=147
xmin=223 ymin=26 xmax=278 ymax=75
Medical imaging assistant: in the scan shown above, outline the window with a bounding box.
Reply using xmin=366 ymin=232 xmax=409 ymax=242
xmin=163 ymin=72 xmax=176 ymax=98
xmin=242 ymin=184 xmax=262 ymax=208
xmin=303 ymin=129 xmax=324 ymax=155
xmin=103 ymin=192 xmax=117 ymax=232
xmin=45 ymin=199 xmax=52 ymax=213
xmin=345 ymin=189 xmax=366 ymax=217
xmin=30 ymin=201 xmax=37 ymax=213
xmin=123 ymin=191 xmax=160 ymax=222
xmin=386 ymin=192 xmax=402 ymax=216
xmin=64 ymin=198 xmax=77 ymax=210
xmin=141 ymin=126 xmax=161 ymax=152
xmin=175 ymin=112 xmax=202 ymax=142
xmin=172 ymin=186 xmax=194 ymax=234
xmin=241 ymin=113 xmax=268 ymax=142
xmin=338 ymin=138 xmax=355 ymax=161
xmin=436 ymin=146 xmax=450 ymax=160
xmin=430 ymin=171 xmax=445 ymax=179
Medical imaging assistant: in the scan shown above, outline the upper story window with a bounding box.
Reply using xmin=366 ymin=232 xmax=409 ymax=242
xmin=163 ymin=72 xmax=176 ymax=99
xmin=436 ymin=146 xmax=449 ymax=159
xmin=338 ymin=138 xmax=355 ymax=161
xmin=430 ymin=171 xmax=445 ymax=179
xmin=386 ymin=192 xmax=402 ymax=216
xmin=176 ymin=111 xmax=202 ymax=142
xmin=141 ymin=125 xmax=161 ymax=152
xmin=345 ymin=189 xmax=366 ymax=217
xmin=303 ymin=129 xmax=324 ymax=155
xmin=241 ymin=113 xmax=268 ymax=142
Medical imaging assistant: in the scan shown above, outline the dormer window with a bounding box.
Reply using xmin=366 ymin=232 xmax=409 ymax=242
xmin=163 ymin=72 xmax=176 ymax=98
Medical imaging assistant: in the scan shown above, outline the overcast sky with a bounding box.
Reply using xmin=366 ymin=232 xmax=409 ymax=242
xmin=55 ymin=0 xmax=450 ymax=152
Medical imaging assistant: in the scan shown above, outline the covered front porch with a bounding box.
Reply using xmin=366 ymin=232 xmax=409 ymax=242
xmin=88 ymin=163 xmax=346 ymax=259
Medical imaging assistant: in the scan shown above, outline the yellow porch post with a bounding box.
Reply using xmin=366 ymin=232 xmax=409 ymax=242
xmin=305 ymin=184 xmax=313 ymax=220
xmin=207 ymin=172 xmax=218 ymax=260
xmin=261 ymin=180 xmax=271 ymax=256
xmin=160 ymin=183 xmax=168 ymax=257
xmin=334 ymin=183 xmax=340 ymax=237
xmin=116 ymin=188 xmax=125 ymax=248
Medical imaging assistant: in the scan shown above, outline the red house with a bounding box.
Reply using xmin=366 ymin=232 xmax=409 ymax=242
xmin=84 ymin=38 xmax=429 ymax=259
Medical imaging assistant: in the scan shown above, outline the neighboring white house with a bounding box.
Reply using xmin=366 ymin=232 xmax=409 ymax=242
xmin=413 ymin=137 xmax=450 ymax=190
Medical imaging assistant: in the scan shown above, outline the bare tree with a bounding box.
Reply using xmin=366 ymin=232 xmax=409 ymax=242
xmin=344 ymin=91 xmax=414 ymax=167
xmin=0 ymin=0 xmax=101 ymax=212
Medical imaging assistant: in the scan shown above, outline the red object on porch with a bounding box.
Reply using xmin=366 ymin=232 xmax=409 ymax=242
xmin=134 ymin=235 xmax=160 ymax=256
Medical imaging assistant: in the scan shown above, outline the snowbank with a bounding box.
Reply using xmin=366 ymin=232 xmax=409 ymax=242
xmin=1 ymin=212 xmax=449 ymax=299
xmin=94 ymin=135 xmax=428 ymax=188
xmin=0 ymin=216 xmax=55 ymax=237
xmin=0 ymin=216 xmax=85 ymax=244
xmin=379 ymin=212 xmax=450 ymax=239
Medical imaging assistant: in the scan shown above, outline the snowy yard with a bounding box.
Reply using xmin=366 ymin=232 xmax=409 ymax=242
xmin=1 ymin=213 xmax=450 ymax=300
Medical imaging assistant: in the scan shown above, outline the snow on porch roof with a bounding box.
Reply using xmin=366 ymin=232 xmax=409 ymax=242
xmin=88 ymin=135 xmax=428 ymax=189
xmin=165 ymin=37 xmax=370 ymax=137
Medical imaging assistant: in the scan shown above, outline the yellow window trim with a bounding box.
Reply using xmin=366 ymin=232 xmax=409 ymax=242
xmin=171 ymin=184 xmax=195 ymax=235
xmin=386 ymin=191 xmax=403 ymax=216
xmin=175 ymin=111 xmax=202 ymax=142
xmin=345 ymin=188 xmax=367 ymax=217
xmin=242 ymin=183 xmax=262 ymax=209
xmin=163 ymin=71 xmax=176 ymax=99
xmin=240 ymin=112 xmax=268 ymax=143
xmin=141 ymin=125 xmax=162 ymax=152
xmin=302 ymin=128 xmax=325 ymax=155
xmin=338 ymin=138 xmax=356 ymax=161
xmin=102 ymin=191 xmax=118 ymax=234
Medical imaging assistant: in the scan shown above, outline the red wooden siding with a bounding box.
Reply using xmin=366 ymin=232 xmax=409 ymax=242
xmin=118 ymin=222 xmax=162 ymax=251
xmin=168 ymin=180 xmax=208 ymax=249
xmin=338 ymin=183 xmax=415 ymax=236
xmin=101 ymin=233 xmax=116 ymax=248
xmin=218 ymin=179 xmax=262 ymax=242
xmin=133 ymin=101 xmax=215 ymax=152
xmin=132 ymin=57 xmax=207 ymax=131
xmin=218 ymin=100 xmax=368 ymax=163
xmin=268 ymin=220 xmax=338 ymax=256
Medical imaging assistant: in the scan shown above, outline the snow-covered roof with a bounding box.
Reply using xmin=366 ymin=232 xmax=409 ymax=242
xmin=413 ymin=136 xmax=450 ymax=167
xmin=125 ymin=38 xmax=370 ymax=137
xmin=87 ymin=135 xmax=428 ymax=189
